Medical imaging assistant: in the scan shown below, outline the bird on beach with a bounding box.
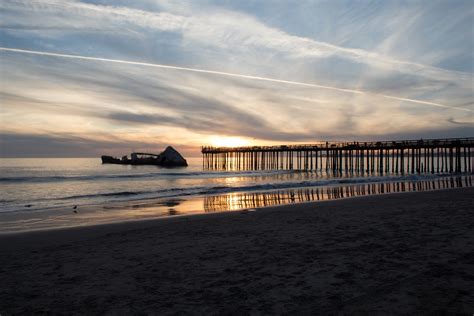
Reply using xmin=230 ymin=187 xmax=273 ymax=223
xmin=73 ymin=205 xmax=78 ymax=213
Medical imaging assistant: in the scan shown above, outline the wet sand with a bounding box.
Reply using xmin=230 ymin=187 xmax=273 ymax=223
xmin=2 ymin=175 xmax=471 ymax=233
xmin=1 ymin=187 xmax=473 ymax=314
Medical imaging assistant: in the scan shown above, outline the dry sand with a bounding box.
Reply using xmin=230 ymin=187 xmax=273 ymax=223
xmin=0 ymin=188 xmax=473 ymax=315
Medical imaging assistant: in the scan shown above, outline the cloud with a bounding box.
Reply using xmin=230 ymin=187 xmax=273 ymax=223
xmin=447 ymin=118 xmax=474 ymax=126
xmin=1 ymin=50 xmax=472 ymax=136
xmin=0 ymin=132 xmax=197 ymax=157
xmin=0 ymin=0 xmax=473 ymax=157
xmin=1 ymin=0 xmax=470 ymax=85
xmin=2 ymin=47 xmax=471 ymax=113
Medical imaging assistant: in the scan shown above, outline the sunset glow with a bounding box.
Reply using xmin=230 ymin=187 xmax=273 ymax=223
xmin=0 ymin=1 xmax=472 ymax=158
xmin=210 ymin=136 xmax=250 ymax=148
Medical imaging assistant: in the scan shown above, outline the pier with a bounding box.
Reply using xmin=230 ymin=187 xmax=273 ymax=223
xmin=202 ymin=137 xmax=474 ymax=173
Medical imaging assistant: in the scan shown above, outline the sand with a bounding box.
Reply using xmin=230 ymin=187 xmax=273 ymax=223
xmin=0 ymin=187 xmax=473 ymax=314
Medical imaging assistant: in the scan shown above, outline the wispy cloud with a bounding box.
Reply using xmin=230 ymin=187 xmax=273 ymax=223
xmin=2 ymin=47 xmax=471 ymax=113
xmin=1 ymin=0 xmax=471 ymax=83
xmin=0 ymin=0 xmax=472 ymax=157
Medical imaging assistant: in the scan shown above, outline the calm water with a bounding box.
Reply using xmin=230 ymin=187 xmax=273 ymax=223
xmin=0 ymin=157 xmax=472 ymax=231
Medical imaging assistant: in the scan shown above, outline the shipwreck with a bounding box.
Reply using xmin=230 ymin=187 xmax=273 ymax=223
xmin=101 ymin=146 xmax=188 ymax=167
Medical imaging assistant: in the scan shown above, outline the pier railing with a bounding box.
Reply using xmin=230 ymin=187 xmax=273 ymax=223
xmin=201 ymin=137 xmax=474 ymax=173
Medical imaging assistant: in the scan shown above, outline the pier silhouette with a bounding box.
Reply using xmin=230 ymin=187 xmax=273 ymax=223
xmin=202 ymin=137 xmax=474 ymax=174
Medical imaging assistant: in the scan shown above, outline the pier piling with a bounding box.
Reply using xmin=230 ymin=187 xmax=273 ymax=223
xmin=202 ymin=137 xmax=474 ymax=174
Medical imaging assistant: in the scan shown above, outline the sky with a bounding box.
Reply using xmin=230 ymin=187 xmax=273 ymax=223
xmin=0 ymin=0 xmax=473 ymax=157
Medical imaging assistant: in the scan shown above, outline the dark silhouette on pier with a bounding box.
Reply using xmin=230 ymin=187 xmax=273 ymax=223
xmin=202 ymin=137 xmax=474 ymax=174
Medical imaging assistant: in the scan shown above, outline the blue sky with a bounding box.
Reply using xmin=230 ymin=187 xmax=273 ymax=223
xmin=0 ymin=0 xmax=473 ymax=157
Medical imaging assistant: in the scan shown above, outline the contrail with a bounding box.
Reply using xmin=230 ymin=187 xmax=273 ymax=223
xmin=1 ymin=47 xmax=471 ymax=112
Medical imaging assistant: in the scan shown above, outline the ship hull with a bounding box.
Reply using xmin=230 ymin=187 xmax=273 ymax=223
xmin=101 ymin=155 xmax=187 ymax=167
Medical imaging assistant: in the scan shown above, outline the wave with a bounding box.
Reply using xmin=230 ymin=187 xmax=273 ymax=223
xmin=29 ymin=173 xmax=449 ymax=202
xmin=0 ymin=169 xmax=294 ymax=183
xmin=1 ymin=173 xmax=470 ymax=214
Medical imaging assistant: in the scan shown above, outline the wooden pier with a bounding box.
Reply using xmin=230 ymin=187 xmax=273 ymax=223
xmin=202 ymin=137 xmax=474 ymax=174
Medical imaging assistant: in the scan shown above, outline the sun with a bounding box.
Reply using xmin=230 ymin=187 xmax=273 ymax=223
xmin=210 ymin=136 xmax=249 ymax=148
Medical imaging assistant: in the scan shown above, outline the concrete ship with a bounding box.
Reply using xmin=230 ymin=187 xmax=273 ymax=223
xmin=101 ymin=146 xmax=188 ymax=167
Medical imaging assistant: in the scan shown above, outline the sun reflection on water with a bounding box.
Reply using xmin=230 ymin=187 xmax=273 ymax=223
xmin=203 ymin=175 xmax=472 ymax=212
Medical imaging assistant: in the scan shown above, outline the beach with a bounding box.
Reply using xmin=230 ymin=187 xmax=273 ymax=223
xmin=2 ymin=0 xmax=473 ymax=314
xmin=0 ymin=187 xmax=473 ymax=314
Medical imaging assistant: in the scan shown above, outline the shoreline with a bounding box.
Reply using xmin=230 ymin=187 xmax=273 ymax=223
xmin=0 ymin=174 xmax=472 ymax=234
xmin=0 ymin=186 xmax=463 ymax=237
xmin=1 ymin=187 xmax=473 ymax=314
xmin=0 ymin=187 xmax=471 ymax=242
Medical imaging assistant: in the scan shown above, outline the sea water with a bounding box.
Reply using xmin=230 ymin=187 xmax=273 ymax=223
xmin=0 ymin=157 xmax=472 ymax=231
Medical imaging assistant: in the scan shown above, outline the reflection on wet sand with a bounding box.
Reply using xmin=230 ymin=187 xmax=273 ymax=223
xmin=204 ymin=176 xmax=473 ymax=213
xmin=1 ymin=176 xmax=471 ymax=233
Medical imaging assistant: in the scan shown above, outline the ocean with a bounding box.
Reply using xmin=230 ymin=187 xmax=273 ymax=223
xmin=0 ymin=157 xmax=472 ymax=232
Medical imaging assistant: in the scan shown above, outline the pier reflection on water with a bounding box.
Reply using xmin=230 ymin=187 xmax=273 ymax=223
xmin=1 ymin=175 xmax=471 ymax=233
xmin=203 ymin=175 xmax=473 ymax=213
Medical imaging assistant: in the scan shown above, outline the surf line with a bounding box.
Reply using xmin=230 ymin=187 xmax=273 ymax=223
xmin=1 ymin=47 xmax=471 ymax=113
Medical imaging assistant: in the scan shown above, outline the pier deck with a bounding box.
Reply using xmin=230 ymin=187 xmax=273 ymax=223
xmin=202 ymin=137 xmax=474 ymax=173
